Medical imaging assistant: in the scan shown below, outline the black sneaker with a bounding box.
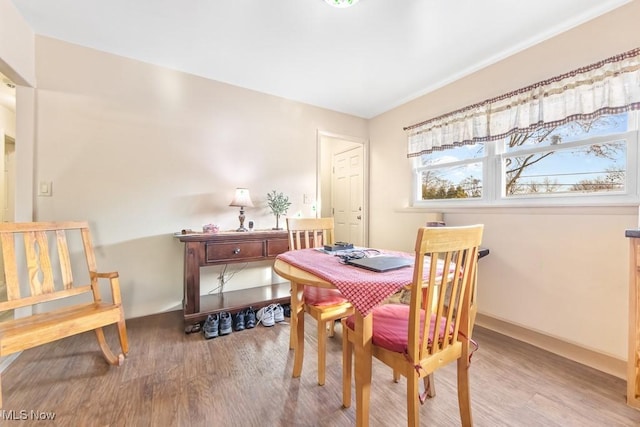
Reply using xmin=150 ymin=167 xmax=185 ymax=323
xmin=282 ymin=303 xmax=291 ymax=318
xmin=203 ymin=314 xmax=219 ymax=339
xmin=233 ymin=311 xmax=245 ymax=331
xmin=245 ymin=306 xmax=256 ymax=329
xmin=219 ymin=311 xmax=232 ymax=335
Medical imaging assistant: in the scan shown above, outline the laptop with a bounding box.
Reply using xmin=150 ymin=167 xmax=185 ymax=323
xmin=346 ymin=256 xmax=413 ymax=272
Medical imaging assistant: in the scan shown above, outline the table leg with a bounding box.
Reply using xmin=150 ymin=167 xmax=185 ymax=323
xmin=353 ymin=313 xmax=373 ymax=427
xmin=290 ymin=280 xmax=305 ymax=378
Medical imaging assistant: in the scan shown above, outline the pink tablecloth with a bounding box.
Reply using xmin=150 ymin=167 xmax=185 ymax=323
xmin=276 ymin=248 xmax=416 ymax=316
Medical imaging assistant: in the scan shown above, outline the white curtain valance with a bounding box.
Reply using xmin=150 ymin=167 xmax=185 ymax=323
xmin=405 ymin=47 xmax=640 ymax=158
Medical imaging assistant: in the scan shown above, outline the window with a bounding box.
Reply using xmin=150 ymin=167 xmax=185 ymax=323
xmin=417 ymin=143 xmax=485 ymax=200
xmin=414 ymin=112 xmax=639 ymax=206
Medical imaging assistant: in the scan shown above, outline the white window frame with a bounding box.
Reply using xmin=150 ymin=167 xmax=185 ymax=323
xmin=412 ymin=112 xmax=640 ymax=208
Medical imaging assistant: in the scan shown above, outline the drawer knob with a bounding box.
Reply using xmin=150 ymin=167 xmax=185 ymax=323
xmin=233 ymin=248 xmax=241 ymax=254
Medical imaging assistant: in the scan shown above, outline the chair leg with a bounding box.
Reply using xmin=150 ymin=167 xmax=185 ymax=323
xmin=425 ymin=373 xmax=436 ymax=398
xmin=290 ymin=284 xmax=304 ymax=351
xmin=393 ymin=368 xmax=401 ymax=382
xmin=342 ymin=320 xmax=352 ymax=408
xmin=328 ymin=319 xmax=335 ymax=337
xmin=95 ymin=327 xmax=124 ymax=366
xmin=457 ymin=357 xmax=473 ymax=427
xmin=317 ymin=319 xmax=328 ymax=385
xmin=407 ymin=373 xmax=420 ymax=427
xmin=117 ymin=319 xmax=129 ymax=355
xmin=292 ymin=303 xmax=305 ymax=378
xmin=289 ymin=311 xmax=296 ymax=350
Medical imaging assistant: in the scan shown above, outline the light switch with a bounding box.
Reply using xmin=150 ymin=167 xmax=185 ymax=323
xmin=38 ymin=181 xmax=52 ymax=197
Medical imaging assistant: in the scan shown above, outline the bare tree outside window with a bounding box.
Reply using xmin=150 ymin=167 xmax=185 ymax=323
xmin=504 ymin=115 xmax=627 ymax=196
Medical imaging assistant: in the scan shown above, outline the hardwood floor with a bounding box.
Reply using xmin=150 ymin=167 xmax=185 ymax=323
xmin=3 ymin=309 xmax=640 ymax=426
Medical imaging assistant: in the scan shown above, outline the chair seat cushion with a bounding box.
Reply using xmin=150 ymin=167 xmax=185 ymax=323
xmin=345 ymin=304 xmax=451 ymax=353
xmin=304 ymin=286 xmax=349 ymax=306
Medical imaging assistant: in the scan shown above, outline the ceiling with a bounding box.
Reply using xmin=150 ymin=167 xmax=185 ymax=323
xmin=7 ymin=0 xmax=632 ymax=118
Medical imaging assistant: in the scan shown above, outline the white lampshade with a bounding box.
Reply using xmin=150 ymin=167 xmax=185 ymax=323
xmin=229 ymin=188 xmax=254 ymax=208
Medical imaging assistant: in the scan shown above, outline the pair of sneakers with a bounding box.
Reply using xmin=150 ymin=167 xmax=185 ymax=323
xmin=203 ymin=311 xmax=232 ymax=339
xmin=233 ymin=306 xmax=257 ymax=331
xmin=256 ymin=303 xmax=285 ymax=327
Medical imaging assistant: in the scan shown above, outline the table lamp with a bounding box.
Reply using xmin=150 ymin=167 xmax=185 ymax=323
xmin=229 ymin=188 xmax=254 ymax=232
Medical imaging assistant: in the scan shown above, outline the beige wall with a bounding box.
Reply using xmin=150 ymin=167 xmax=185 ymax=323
xmin=0 ymin=0 xmax=35 ymax=86
xmin=0 ymin=106 xmax=15 ymax=139
xmin=0 ymin=0 xmax=35 ymax=224
xmin=368 ymin=0 xmax=640 ymax=370
xmin=3 ymin=0 xmax=640 ymax=375
xmin=32 ymin=36 xmax=368 ymax=318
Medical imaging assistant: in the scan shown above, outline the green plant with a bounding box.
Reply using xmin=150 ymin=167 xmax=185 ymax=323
xmin=266 ymin=190 xmax=292 ymax=230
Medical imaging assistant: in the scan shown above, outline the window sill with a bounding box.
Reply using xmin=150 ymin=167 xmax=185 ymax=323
xmin=397 ymin=204 xmax=638 ymax=216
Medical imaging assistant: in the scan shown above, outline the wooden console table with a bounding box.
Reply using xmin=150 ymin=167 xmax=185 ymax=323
xmin=625 ymin=229 xmax=640 ymax=409
xmin=175 ymin=230 xmax=290 ymax=332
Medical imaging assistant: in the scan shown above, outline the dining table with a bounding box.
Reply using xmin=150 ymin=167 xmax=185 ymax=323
xmin=273 ymin=246 xmax=490 ymax=426
xmin=273 ymin=247 xmax=420 ymax=427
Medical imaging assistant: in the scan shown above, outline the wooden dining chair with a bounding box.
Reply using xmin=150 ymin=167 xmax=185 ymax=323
xmin=342 ymin=225 xmax=484 ymax=427
xmin=286 ymin=217 xmax=355 ymax=386
xmin=406 ymin=219 xmax=483 ymax=400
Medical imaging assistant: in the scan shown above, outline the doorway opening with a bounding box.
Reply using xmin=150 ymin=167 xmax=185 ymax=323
xmin=0 ymin=71 xmax=16 ymax=323
xmin=317 ymin=130 xmax=368 ymax=247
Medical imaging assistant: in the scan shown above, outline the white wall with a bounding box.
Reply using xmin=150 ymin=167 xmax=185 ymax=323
xmin=31 ymin=36 xmax=368 ymax=318
xmin=368 ymin=1 xmax=640 ymax=368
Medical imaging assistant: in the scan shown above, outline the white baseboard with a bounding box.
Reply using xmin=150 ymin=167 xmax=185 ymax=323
xmin=476 ymin=313 xmax=626 ymax=379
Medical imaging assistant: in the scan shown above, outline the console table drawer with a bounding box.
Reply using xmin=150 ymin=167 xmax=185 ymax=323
xmin=267 ymin=238 xmax=290 ymax=257
xmin=205 ymin=241 xmax=264 ymax=263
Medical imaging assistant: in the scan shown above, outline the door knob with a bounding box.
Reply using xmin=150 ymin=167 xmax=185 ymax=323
xmin=357 ymin=215 xmax=362 ymax=220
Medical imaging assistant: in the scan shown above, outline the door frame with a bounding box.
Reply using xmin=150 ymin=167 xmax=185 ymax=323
xmin=316 ymin=129 xmax=369 ymax=247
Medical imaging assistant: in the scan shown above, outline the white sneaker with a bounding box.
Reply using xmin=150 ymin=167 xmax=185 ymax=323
xmin=256 ymin=305 xmax=275 ymax=327
xmin=273 ymin=304 xmax=285 ymax=323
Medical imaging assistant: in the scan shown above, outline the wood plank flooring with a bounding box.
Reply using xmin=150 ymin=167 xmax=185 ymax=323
xmin=2 ymin=309 xmax=640 ymax=426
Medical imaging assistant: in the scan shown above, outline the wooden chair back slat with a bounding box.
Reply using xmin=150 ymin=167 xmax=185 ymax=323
xmin=24 ymin=231 xmax=56 ymax=295
xmin=81 ymin=227 xmax=98 ymax=273
xmin=286 ymin=217 xmax=335 ymax=250
xmin=81 ymin=226 xmax=102 ymax=301
xmin=0 ymin=221 xmax=95 ymax=311
xmin=0 ymin=233 xmax=19 ymax=301
xmin=55 ymin=229 xmax=74 ymax=290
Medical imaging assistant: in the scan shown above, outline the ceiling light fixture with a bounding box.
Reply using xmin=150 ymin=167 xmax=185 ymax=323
xmin=324 ymin=0 xmax=360 ymax=8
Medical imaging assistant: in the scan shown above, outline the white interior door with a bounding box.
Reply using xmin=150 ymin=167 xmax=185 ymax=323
xmin=332 ymin=145 xmax=364 ymax=246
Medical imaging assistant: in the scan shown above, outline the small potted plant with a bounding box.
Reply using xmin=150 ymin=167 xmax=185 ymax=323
xmin=266 ymin=190 xmax=292 ymax=230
